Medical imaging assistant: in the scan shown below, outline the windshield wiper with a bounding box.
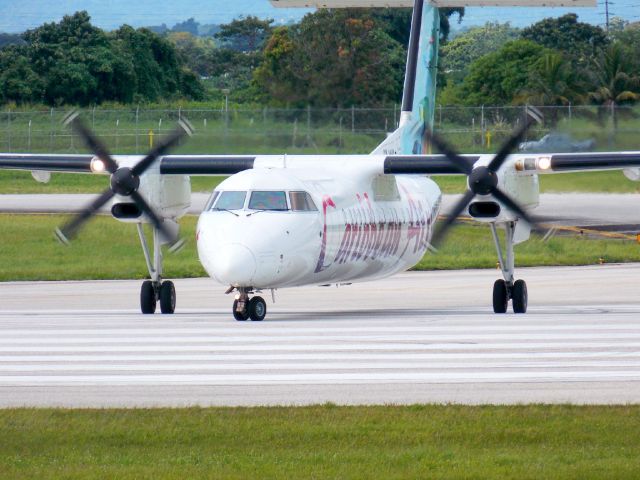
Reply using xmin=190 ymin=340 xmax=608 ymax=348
xmin=212 ymin=208 xmax=239 ymax=217
xmin=247 ymin=208 xmax=289 ymax=217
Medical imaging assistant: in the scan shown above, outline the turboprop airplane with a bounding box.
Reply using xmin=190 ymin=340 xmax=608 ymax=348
xmin=2 ymin=0 xmax=640 ymax=321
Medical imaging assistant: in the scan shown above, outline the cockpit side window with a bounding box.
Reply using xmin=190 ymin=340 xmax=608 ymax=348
xmin=249 ymin=191 xmax=288 ymax=211
xmin=214 ymin=191 xmax=246 ymax=210
xmin=289 ymin=191 xmax=318 ymax=211
xmin=205 ymin=191 xmax=220 ymax=211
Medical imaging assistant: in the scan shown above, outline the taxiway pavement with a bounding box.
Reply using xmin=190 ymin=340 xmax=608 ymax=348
xmin=1 ymin=264 xmax=640 ymax=407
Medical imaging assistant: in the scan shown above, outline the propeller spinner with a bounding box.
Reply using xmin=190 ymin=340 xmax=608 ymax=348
xmin=54 ymin=110 xmax=193 ymax=246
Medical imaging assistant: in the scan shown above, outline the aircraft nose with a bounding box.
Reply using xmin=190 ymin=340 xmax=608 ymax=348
xmin=209 ymin=243 xmax=257 ymax=286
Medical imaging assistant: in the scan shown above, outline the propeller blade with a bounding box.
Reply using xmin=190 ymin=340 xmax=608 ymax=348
xmin=130 ymin=190 xmax=179 ymax=245
xmin=490 ymin=187 xmax=534 ymax=225
xmin=487 ymin=107 xmax=542 ymax=173
xmin=131 ymin=118 xmax=194 ymax=176
xmin=55 ymin=188 xmax=115 ymax=244
xmin=431 ymin=189 xmax=476 ymax=247
xmin=63 ymin=111 xmax=119 ymax=174
xmin=425 ymin=129 xmax=473 ymax=175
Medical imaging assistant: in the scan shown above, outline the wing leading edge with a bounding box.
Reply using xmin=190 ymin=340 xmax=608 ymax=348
xmin=2 ymin=152 xmax=640 ymax=176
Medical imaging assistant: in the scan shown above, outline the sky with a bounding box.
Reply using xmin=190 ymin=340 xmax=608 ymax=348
xmin=0 ymin=0 xmax=636 ymax=33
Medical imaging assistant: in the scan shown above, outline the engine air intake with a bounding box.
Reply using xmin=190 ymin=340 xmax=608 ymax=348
xmin=112 ymin=203 xmax=142 ymax=219
xmin=468 ymin=202 xmax=501 ymax=218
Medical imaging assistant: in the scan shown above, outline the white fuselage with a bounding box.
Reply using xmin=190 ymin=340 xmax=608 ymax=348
xmin=195 ymin=157 xmax=441 ymax=289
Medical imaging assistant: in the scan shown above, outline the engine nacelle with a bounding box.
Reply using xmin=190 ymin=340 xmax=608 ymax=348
xmin=466 ymin=155 xmax=540 ymax=224
xmin=110 ymin=155 xmax=191 ymax=224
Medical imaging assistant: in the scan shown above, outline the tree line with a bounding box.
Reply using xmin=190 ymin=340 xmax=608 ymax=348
xmin=439 ymin=14 xmax=640 ymax=118
xmin=0 ymin=9 xmax=464 ymax=107
xmin=0 ymin=10 xmax=638 ymax=110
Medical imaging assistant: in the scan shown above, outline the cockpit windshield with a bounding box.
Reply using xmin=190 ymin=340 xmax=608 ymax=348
xmin=248 ymin=191 xmax=288 ymax=211
xmin=208 ymin=189 xmax=317 ymax=213
xmin=213 ymin=191 xmax=246 ymax=210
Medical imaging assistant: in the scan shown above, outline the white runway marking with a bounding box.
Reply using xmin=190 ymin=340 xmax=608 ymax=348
xmin=2 ymin=267 xmax=640 ymax=406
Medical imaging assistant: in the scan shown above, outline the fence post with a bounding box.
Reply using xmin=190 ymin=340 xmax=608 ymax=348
xmin=393 ymin=103 xmax=397 ymax=128
xmin=135 ymin=105 xmax=140 ymax=154
xmin=480 ymin=105 xmax=485 ymax=147
xmin=92 ymin=106 xmax=96 ymax=130
xmin=7 ymin=109 xmax=10 ymax=152
xmin=28 ymin=120 xmax=32 ymax=151
xmin=306 ymin=104 xmax=311 ymax=145
xmin=472 ymin=118 xmax=475 ymax=146
xmin=351 ymin=105 xmax=355 ymax=133
xmin=50 ymin=107 xmax=54 ymax=151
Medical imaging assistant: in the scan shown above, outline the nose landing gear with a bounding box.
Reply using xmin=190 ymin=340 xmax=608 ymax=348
xmin=231 ymin=288 xmax=267 ymax=321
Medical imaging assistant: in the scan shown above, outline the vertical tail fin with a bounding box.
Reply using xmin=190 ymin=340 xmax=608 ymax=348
xmin=373 ymin=0 xmax=440 ymax=155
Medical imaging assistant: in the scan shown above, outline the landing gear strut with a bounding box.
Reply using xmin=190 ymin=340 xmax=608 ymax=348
xmin=490 ymin=221 xmax=527 ymax=314
xmin=137 ymin=224 xmax=176 ymax=314
xmin=231 ymin=288 xmax=266 ymax=321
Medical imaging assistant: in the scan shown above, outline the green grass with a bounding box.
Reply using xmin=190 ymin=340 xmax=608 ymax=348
xmin=1 ymin=214 xmax=639 ymax=281
xmin=2 ymin=405 xmax=640 ymax=479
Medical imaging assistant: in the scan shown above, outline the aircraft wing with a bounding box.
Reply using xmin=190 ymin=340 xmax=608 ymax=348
xmin=3 ymin=152 xmax=640 ymax=177
xmin=0 ymin=154 xmax=256 ymax=175
xmin=382 ymin=152 xmax=640 ymax=175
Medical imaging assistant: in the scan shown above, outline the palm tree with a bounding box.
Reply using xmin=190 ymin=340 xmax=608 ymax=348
xmin=515 ymin=53 xmax=585 ymax=124
xmin=588 ymin=43 xmax=640 ymax=129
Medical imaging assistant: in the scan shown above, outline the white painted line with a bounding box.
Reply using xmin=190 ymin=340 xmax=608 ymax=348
xmin=2 ymin=361 xmax=640 ymax=372
xmin=1 ymin=351 xmax=637 ymax=362
xmin=2 ymin=341 xmax=640 ymax=353
xmin=3 ymin=332 xmax=640 ymax=345
xmin=2 ymin=323 xmax=640 ymax=336
xmin=1 ymin=370 xmax=640 ymax=385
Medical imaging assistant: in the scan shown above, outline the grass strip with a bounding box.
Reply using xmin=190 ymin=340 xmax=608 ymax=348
xmin=1 ymin=405 xmax=640 ymax=479
xmin=1 ymin=214 xmax=639 ymax=281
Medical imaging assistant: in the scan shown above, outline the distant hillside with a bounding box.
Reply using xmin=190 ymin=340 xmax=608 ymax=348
xmin=1 ymin=0 xmax=638 ymax=34
xmin=0 ymin=0 xmax=309 ymax=33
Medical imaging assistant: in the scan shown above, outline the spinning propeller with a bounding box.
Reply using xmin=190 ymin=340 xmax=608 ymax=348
xmin=428 ymin=107 xmax=543 ymax=247
xmin=55 ymin=110 xmax=193 ymax=246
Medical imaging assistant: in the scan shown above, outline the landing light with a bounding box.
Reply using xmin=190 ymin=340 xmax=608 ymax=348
xmin=90 ymin=157 xmax=106 ymax=173
xmin=537 ymin=156 xmax=552 ymax=171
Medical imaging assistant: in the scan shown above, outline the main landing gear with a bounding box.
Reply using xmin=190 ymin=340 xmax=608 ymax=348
xmin=490 ymin=221 xmax=527 ymax=314
xmin=230 ymin=287 xmax=267 ymax=321
xmin=137 ymin=224 xmax=177 ymax=314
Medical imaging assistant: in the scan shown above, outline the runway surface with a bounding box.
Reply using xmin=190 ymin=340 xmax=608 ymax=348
xmin=2 ymin=264 xmax=640 ymax=407
xmin=1 ymin=193 xmax=640 ymax=226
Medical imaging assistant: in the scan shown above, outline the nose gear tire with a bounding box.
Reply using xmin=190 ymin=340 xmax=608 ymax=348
xmin=233 ymin=299 xmax=250 ymax=321
xmin=248 ymin=296 xmax=267 ymax=321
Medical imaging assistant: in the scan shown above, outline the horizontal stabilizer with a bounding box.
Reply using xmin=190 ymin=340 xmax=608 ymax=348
xmin=270 ymin=0 xmax=594 ymax=7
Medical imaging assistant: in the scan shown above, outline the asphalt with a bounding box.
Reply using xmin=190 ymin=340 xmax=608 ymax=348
xmin=2 ymin=265 xmax=640 ymax=407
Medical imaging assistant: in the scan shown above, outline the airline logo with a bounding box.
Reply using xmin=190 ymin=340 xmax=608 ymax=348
xmin=314 ymin=190 xmax=438 ymax=274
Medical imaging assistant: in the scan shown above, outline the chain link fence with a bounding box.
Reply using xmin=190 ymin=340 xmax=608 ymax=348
xmin=0 ymin=104 xmax=637 ymax=155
